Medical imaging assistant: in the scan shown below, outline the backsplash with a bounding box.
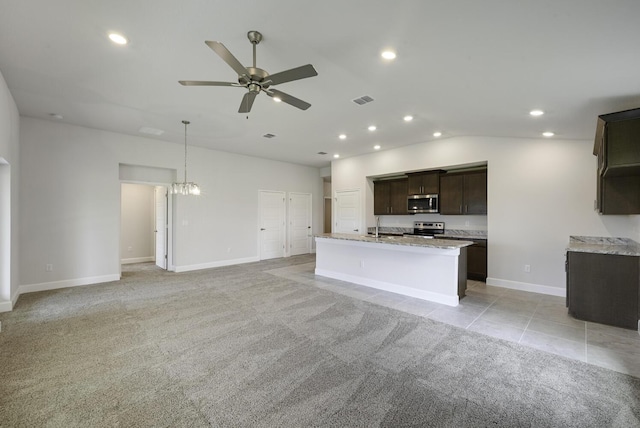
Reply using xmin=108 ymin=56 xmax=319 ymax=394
xmin=365 ymin=227 xmax=487 ymax=239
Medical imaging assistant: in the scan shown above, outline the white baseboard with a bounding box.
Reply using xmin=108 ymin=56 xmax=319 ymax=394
xmin=0 ymin=289 xmax=21 ymax=312
xmin=121 ymin=256 xmax=154 ymax=264
xmin=174 ymin=256 xmax=260 ymax=273
xmin=315 ymin=268 xmax=460 ymax=307
xmin=0 ymin=300 xmax=12 ymax=313
xmin=486 ymin=277 xmax=566 ymax=297
xmin=19 ymin=274 xmax=121 ymax=295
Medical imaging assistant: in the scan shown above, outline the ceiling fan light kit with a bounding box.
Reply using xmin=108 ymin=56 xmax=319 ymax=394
xmin=179 ymin=31 xmax=318 ymax=113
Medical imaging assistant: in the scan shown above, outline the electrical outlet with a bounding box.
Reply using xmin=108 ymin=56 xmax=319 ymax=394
xmin=227 ymin=247 xmax=231 ymax=253
xmin=45 ymin=264 xmax=53 ymax=272
xmin=524 ymin=264 xmax=531 ymax=273
xmin=127 ymin=246 xmax=133 ymax=252
xmin=360 ymin=260 xmax=365 ymax=268
xmin=465 ymin=220 xmax=470 ymax=227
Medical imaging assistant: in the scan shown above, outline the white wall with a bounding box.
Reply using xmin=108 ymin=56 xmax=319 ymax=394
xmin=120 ymin=183 xmax=155 ymax=263
xmin=0 ymin=69 xmax=19 ymax=311
xmin=18 ymin=117 xmax=323 ymax=291
xmin=331 ymin=136 xmax=640 ymax=295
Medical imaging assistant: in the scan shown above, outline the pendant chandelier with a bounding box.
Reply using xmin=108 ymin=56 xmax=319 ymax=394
xmin=170 ymin=120 xmax=200 ymax=196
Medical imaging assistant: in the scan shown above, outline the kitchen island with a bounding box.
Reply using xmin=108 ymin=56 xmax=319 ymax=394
xmin=315 ymin=233 xmax=473 ymax=306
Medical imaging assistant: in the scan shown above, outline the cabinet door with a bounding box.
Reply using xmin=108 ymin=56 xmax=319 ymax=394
xmin=439 ymin=174 xmax=463 ymax=214
xmin=467 ymin=242 xmax=487 ymax=281
xmin=407 ymin=175 xmax=423 ymax=195
xmin=389 ymin=179 xmax=408 ymax=215
xmin=373 ymin=181 xmax=390 ymax=215
xmin=567 ymin=251 xmax=639 ymax=329
xmin=421 ymin=172 xmax=440 ymax=194
xmin=464 ymin=171 xmax=487 ymax=214
xmin=407 ymin=172 xmax=439 ymax=194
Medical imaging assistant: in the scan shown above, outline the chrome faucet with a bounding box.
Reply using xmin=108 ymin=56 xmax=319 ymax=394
xmin=375 ymin=216 xmax=380 ymax=237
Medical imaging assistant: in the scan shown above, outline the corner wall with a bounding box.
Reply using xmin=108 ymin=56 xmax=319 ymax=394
xmin=331 ymin=136 xmax=639 ymax=295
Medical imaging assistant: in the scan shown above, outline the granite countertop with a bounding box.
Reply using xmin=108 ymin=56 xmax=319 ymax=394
xmin=567 ymin=236 xmax=640 ymax=256
xmin=316 ymin=233 xmax=473 ymax=250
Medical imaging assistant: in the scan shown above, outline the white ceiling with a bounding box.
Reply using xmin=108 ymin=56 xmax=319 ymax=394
xmin=2 ymin=0 xmax=640 ymax=168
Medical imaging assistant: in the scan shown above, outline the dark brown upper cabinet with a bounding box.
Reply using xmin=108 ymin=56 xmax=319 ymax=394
xmin=594 ymin=108 xmax=640 ymax=214
xmin=440 ymin=170 xmax=487 ymax=215
xmin=374 ymin=178 xmax=408 ymax=215
xmin=407 ymin=171 xmax=440 ymax=195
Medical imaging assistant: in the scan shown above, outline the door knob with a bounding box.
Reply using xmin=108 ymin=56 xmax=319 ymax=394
xmin=260 ymin=228 xmax=266 ymax=231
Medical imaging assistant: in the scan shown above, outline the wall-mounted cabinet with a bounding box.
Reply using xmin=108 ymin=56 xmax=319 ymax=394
xmin=407 ymin=171 xmax=440 ymax=195
xmin=440 ymin=170 xmax=487 ymax=215
xmin=374 ymin=178 xmax=408 ymax=215
xmin=594 ymin=108 xmax=640 ymax=214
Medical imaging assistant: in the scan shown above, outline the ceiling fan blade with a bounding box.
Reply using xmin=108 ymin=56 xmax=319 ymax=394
xmin=238 ymin=91 xmax=258 ymax=113
xmin=205 ymin=41 xmax=248 ymax=77
xmin=179 ymin=80 xmax=238 ymax=86
xmin=267 ymin=64 xmax=318 ymax=86
xmin=267 ymin=89 xmax=311 ymax=110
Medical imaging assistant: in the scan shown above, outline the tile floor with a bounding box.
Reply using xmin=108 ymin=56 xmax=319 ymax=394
xmin=267 ymin=261 xmax=640 ymax=379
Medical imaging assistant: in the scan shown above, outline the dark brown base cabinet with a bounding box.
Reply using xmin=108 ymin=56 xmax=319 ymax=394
xmin=467 ymin=240 xmax=487 ymax=281
xmin=566 ymin=251 xmax=640 ymax=330
xmin=448 ymin=238 xmax=487 ymax=281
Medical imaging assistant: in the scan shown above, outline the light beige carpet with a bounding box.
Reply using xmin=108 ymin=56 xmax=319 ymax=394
xmin=1 ymin=255 xmax=639 ymax=427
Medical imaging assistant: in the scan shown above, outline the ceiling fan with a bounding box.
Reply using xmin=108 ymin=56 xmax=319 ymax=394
xmin=179 ymin=31 xmax=318 ymax=113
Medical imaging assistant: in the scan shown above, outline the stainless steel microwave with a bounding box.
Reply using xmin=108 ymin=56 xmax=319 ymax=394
xmin=407 ymin=194 xmax=439 ymax=214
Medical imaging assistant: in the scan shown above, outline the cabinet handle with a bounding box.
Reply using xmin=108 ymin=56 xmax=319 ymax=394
xmin=460 ymin=205 xmax=463 ymax=214
xmin=390 ymin=206 xmax=393 ymax=213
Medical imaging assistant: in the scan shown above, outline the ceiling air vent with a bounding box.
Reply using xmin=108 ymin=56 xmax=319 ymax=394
xmin=263 ymin=133 xmax=276 ymax=138
xmin=352 ymin=95 xmax=374 ymax=105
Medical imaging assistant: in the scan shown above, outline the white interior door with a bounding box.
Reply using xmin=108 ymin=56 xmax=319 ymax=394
xmin=259 ymin=190 xmax=286 ymax=260
xmin=154 ymin=186 xmax=167 ymax=269
xmin=289 ymin=192 xmax=311 ymax=256
xmin=335 ymin=189 xmax=361 ymax=234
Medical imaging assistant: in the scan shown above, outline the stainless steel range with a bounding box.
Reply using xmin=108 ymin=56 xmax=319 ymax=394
xmin=405 ymin=221 xmax=445 ymax=238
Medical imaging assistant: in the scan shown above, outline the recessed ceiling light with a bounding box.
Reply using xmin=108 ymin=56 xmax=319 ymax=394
xmin=404 ymin=115 xmax=413 ymax=122
xmin=542 ymin=131 xmax=555 ymax=137
xmin=333 ymin=154 xmax=340 ymax=158
xmin=433 ymin=131 xmax=442 ymax=137
xmin=374 ymin=145 xmax=381 ymax=150
xmin=368 ymin=125 xmax=377 ymax=131
xmin=381 ymin=50 xmax=396 ymax=60
xmin=338 ymin=134 xmax=347 ymax=140
xmin=108 ymin=33 xmax=128 ymax=45
xmin=273 ymin=97 xmax=282 ymax=103
xmin=530 ymin=109 xmax=544 ymax=116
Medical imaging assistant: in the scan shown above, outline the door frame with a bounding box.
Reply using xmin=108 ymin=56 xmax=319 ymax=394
xmin=119 ymin=181 xmax=174 ymax=273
